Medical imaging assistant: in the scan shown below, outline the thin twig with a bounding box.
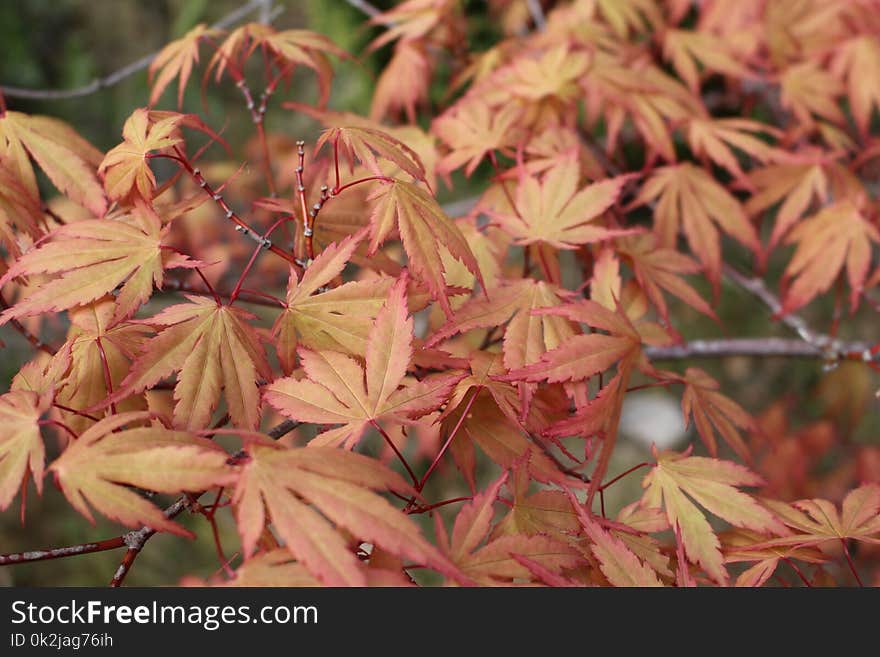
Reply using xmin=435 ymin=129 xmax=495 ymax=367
xmin=0 ymin=0 xmax=271 ymax=100
xmin=344 ymin=0 xmax=382 ymax=19
xmin=723 ymin=265 xmax=828 ymax=350
xmin=0 ymin=537 xmax=127 ymax=565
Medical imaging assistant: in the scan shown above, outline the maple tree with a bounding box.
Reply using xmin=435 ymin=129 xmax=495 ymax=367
xmin=0 ymin=0 xmax=879 ymax=589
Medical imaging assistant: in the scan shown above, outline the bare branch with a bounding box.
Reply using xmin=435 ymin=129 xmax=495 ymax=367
xmin=0 ymin=0 xmax=272 ymax=101
xmin=722 ymin=264 xmax=829 ymax=350
xmin=0 ymin=537 xmax=126 ymax=566
xmin=344 ymin=0 xmax=382 ymax=19
xmin=644 ymin=337 xmax=875 ymax=362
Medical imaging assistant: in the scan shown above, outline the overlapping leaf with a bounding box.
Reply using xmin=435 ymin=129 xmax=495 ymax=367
xmin=0 ymin=390 xmax=51 ymax=510
xmin=781 ymin=200 xmax=878 ymax=314
xmin=632 ymin=162 xmax=760 ymax=290
xmin=680 ymin=367 xmax=754 ymax=462
xmin=366 ymin=180 xmax=482 ymax=317
xmin=435 ymin=471 xmax=582 ymax=585
xmin=640 ymin=449 xmax=785 ymax=584
xmin=0 ymin=111 xmax=106 ymax=216
xmin=426 ymin=278 xmax=576 ymax=371
xmin=266 ymin=275 xmax=462 ymax=448
xmin=105 ymin=295 xmax=271 ymax=430
xmin=317 ymin=126 xmax=426 ymax=183
xmin=48 ymin=412 xmax=236 ymax=536
xmin=234 ymin=440 xmax=466 ymax=586
xmin=760 ymin=484 xmax=880 ymax=551
xmin=0 ymin=203 xmax=198 ymax=326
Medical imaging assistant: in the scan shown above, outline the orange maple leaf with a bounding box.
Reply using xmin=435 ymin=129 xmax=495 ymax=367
xmin=366 ymin=180 xmax=482 ymax=317
xmin=265 ymin=275 xmax=463 ymax=448
xmin=0 ymin=111 xmax=106 ymax=217
xmin=490 ymin=160 xmax=633 ymax=249
xmin=148 ymin=23 xmax=221 ymax=107
xmin=48 ymin=412 xmax=236 ymax=536
xmin=760 ymin=484 xmax=880 ymax=552
xmin=434 ymin=471 xmax=583 ymax=585
xmin=433 ymin=99 xmax=522 ymax=177
xmin=781 ymin=200 xmax=879 ymax=315
xmin=234 ymin=438 xmax=466 ymax=586
xmin=0 ymin=389 xmax=51 ymax=510
xmin=641 ymin=448 xmax=785 ymax=585
xmin=632 ymin=162 xmax=760 ymax=291
xmin=0 ymin=202 xmax=199 ymax=326
xmin=105 ymin=295 xmax=272 ymax=430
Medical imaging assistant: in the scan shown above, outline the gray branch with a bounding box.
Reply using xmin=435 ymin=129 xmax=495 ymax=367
xmin=644 ymin=337 xmax=874 ymax=362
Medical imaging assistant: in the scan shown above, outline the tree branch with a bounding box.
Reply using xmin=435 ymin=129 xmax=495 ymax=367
xmin=644 ymin=337 xmax=875 ymax=362
xmin=344 ymin=0 xmax=382 ymax=19
xmin=0 ymin=0 xmax=272 ymax=101
xmin=722 ymin=264 xmax=830 ymax=350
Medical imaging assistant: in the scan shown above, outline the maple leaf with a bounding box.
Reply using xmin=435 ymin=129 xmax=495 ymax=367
xmin=0 ymin=111 xmax=106 ymax=217
xmin=367 ymin=0 xmax=457 ymax=51
xmin=492 ymin=464 xmax=580 ymax=538
xmin=99 ymin=109 xmax=220 ymax=202
xmin=265 ymin=275 xmax=462 ymax=448
xmin=663 ymin=28 xmax=752 ymax=92
xmin=271 ymin=229 xmax=391 ymax=373
xmin=781 ymin=200 xmax=878 ymax=314
xmin=371 ymin=40 xmax=432 ymax=123
xmin=679 ymin=367 xmax=754 ymax=462
xmin=0 ymin=390 xmax=51 ymax=510
xmin=780 ymin=61 xmax=846 ymax=127
xmin=0 ymin=202 xmax=198 ymax=327
xmin=723 ymin=528 xmax=827 ymax=588
xmin=568 ymin=497 xmax=664 ymax=587
xmin=433 ymin=99 xmax=522 ymax=177
xmin=317 ymin=126 xmax=426 ymax=183
xmin=435 ymin=471 xmax=582 ymax=585
xmin=234 ymin=439 xmax=466 ymax=586
xmin=148 ymin=24 xmax=221 ymax=107
xmin=207 ymin=24 xmax=348 ymax=107
xmin=490 ymin=160 xmax=632 ymax=249
xmin=54 ymin=297 xmax=152 ymax=434
xmin=0 ymin=160 xmax=43 ymax=257
xmin=426 ymin=279 xmax=576 ymax=371
xmin=760 ymin=484 xmax=880 ymax=552
xmin=503 ymin=299 xmax=642 ymax=384
xmin=105 ymin=295 xmax=271 ymax=430
xmin=641 ymin=448 xmax=786 ymax=584
xmin=259 ymin=29 xmax=350 ymax=107
xmin=632 ymin=162 xmax=760 ymax=290
xmin=744 ymin=157 xmax=844 ymax=251
xmin=830 ymin=36 xmax=880 ymax=136
xmin=366 ymin=180 xmax=482 ymax=317
xmin=48 ymin=412 xmax=236 ymax=536
xmin=444 ymin=388 xmax=571 ymax=488
xmin=686 ymin=118 xmax=781 ymax=182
